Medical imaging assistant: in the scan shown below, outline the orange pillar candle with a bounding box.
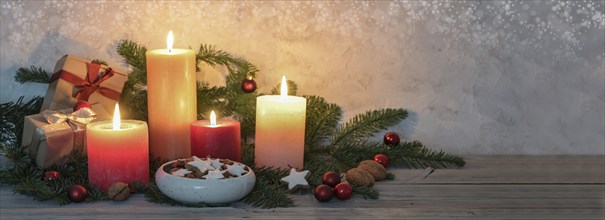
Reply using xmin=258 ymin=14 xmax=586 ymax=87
xmin=255 ymin=76 xmax=306 ymax=169
xmin=191 ymin=111 xmax=241 ymax=162
xmin=146 ymin=31 xmax=197 ymax=160
xmin=87 ymin=104 xmax=149 ymax=192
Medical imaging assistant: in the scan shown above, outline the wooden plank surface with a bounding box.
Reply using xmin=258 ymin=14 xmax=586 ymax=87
xmin=1 ymin=155 xmax=604 ymax=220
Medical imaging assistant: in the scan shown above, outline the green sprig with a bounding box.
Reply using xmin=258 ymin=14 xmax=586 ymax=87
xmin=14 ymin=66 xmax=51 ymax=84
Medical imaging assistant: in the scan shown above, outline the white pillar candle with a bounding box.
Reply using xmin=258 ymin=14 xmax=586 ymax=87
xmin=255 ymin=76 xmax=306 ymax=169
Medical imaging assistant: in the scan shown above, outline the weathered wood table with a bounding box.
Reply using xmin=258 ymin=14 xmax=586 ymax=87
xmin=1 ymin=156 xmax=603 ymax=219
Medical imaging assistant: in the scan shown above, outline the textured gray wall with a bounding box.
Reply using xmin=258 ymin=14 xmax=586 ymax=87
xmin=1 ymin=1 xmax=603 ymax=154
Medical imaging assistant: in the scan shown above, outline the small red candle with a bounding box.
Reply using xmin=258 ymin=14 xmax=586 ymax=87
xmin=191 ymin=111 xmax=241 ymax=162
xmin=87 ymin=104 xmax=149 ymax=192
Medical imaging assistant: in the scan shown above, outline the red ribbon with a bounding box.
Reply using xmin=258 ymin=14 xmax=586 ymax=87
xmin=50 ymin=62 xmax=120 ymax=101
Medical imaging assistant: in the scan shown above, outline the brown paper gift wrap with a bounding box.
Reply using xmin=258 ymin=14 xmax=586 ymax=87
xmin=22 ymin=106 xmax=109 ymax=168
xmin=40 ymin=54 xmax=127 ymax=112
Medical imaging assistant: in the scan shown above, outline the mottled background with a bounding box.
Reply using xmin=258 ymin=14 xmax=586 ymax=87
xmin=1 ymin=1 xmax=603 ymax=154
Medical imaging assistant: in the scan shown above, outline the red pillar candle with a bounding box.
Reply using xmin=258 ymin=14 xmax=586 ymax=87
xmin=191 ymin=111 xmax=241 ymax=162
xmin=87 ymin=104 xmax=149 ymax=192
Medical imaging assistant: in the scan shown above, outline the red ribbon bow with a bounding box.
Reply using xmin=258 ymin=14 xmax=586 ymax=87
xmin=50 ymin=62 xmax=120 ymax=101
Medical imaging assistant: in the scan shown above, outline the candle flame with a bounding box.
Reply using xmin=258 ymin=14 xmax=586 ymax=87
xmin=280 ymin=75 xmax=288 ymax=97
xmin=167 ymin=31 xmax=174 ymax=52
xmin=210 ymin=111 xmax=217 ymax=126
xmin=112 ymin=103 xmax=121 ymax=130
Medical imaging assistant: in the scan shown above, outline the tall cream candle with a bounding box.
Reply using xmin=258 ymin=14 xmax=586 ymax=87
xmin=146 ymin=31 xmax=196 ymax=160
xmin=255 ymin=76 xmax=306 ymax=169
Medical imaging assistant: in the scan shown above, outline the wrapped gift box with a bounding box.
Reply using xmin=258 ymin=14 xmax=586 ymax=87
xmin=22 ymin=104 xmax=109 ymax=168
xmin=40 ymin=54 xmax=127 ymax=112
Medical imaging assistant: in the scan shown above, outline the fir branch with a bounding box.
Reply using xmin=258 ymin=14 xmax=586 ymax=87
xmin=0 ymin=96 xmax=44 ymax=148
xmin=352 ymin=186 xmax=378 ymax=199
xmin=331 ymin=109 xmax=407 ymax=146
xmin=149 ymin=153 xmax=167 ymax=181
xmin=242 ymin=166 xmax=292 ymax=208
xmin=304 ymin=95 xmax=341 ymax=149
xmin=14 ymin=176 xmax=57 ymax=201
xmin=197 ymin=82 xmax=230 ymax=119
xmin=87 ymin=185 xmax=109 ymax=201
xmin=303 ymin=154 xmax=342 ymax=186
xmin=241 ymin=143 xmax=255 ymax=167
xmin=330 ymin=141 xmax=379 ymax=168
xmin=14 ymin=66 xmax=51 ymax=84
xmin=196 ymin=44 xmax=258 ymax=80
xmin=0 ymin=141 xmax=30 ymax=170
xmin=0 ymin=168 xmax=16 ymax=185
xmin=243 ymin=178 xmax=293 ymax=208
xmin=386 ymin=172 xmax=395 ymax=180
xmin=389 ymin=141 xmax=466 ymax=168
xmin=90 ymin=59 xmax=108 ymax=66
xmin=116 ymin=40 xmax=147 ymax=73
xmin=196 ymin=44 xmax=236 ymax=70
xmin=331 ymin=140 xmax=465 ymax=169
xmin=117 ymin=40 xmax=149 ymax=120
xmin=228 ymin=92 xmax=257 ymax=138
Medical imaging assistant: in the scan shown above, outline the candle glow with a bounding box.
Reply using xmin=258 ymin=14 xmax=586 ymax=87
xmin=167 ymin=31 xmax=174 ymax=52
xmin=280 ymin=76 xmax=288 ymax=97
xmin=112 ymin=103 xmax=120 ymax=130
xmin=210 ymin=111 xmax=217 ymax=126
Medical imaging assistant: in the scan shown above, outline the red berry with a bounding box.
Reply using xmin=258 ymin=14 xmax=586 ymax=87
xmin=374 ymin=154 xmax=389 ymax=168
xmin=73 ymin=100 xmax=91 ymax=111
xmin=321 ymin=171 xmax=341 ymax=188
xmin=314 ymin=184 xmax=333 ymax=202
xmin=68 ymin=185 xmax=88 ymax=203
xmin=333 ymin=182 xmax=353 ymax=200
xmin=43 ymin=171 xmax=59 ymax=181
xmin=383 ymin=132 xmax=400 ymax=145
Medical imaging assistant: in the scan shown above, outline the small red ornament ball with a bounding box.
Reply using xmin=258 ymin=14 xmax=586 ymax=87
xmin=314 ymin=184 xmax=333 ymax=202
xmin=73 ymin=100 xmax=91 ymax=111
xmin=68 ymin=185 xmax=88 ymax=203
xmin=43 ymin=170 xmax=59 ymax=181
xmin=333 ymin=182 xmax=353 ymax=200
xmin=373 ymin=154 xmax=389 ymax=168
xmin=321 ymin=171 xmax=341 ymax=188
xmin=241 ymin=77 xmax=257 ymax=93
xmin=383 ymin=132 xmax=400 ymax=145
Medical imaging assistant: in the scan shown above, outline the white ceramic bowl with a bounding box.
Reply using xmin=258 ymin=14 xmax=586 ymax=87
xmin=155 ymin=160 xmax=255 ymax=205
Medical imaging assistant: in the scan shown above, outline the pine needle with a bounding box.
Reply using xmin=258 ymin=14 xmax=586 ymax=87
xmin=14 ymin=66 xmax=51 ymax=84
xmin=116 ymin=40 xmax=147 ymax=73
xmin=331 ymin=109 xmax=408 ymax=146
xmin=304 ymin=95 xmax=341 ymax=148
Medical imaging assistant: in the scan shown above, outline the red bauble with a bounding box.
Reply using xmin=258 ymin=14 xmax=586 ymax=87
xmin=314 ymin=184 xmax=333 ymax=202
xmin=241 ymin=77 xmax=257 ymax=93
xmin=73 ymin=100 xmax=91 ymax=111
xmin=333 ymin=182 xmax=353 ymax=200
xmin=321 ymin=171 xmax=341 ymax=188
xmin=383 ymin=132 xmax=400 ymax=145
xmin=373 ymin=154 xmax=389 ymax=168
xmin=43 ymin=170 xmax=59 ymax=181
xmin=68 ymin=185 xmax=88 ymax=203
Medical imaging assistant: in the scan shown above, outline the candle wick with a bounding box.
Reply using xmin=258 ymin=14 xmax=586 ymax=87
xmin=169 ymin=49 xmax=172 ymax=53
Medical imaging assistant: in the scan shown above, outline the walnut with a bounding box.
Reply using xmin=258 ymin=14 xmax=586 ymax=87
xmin=358 ymin=160 xmax=388 ymax=181
xmin=108 ymin=182 xmax=130 ymax=201
xmin=345 ymin=167 xmax=375 ymax=187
